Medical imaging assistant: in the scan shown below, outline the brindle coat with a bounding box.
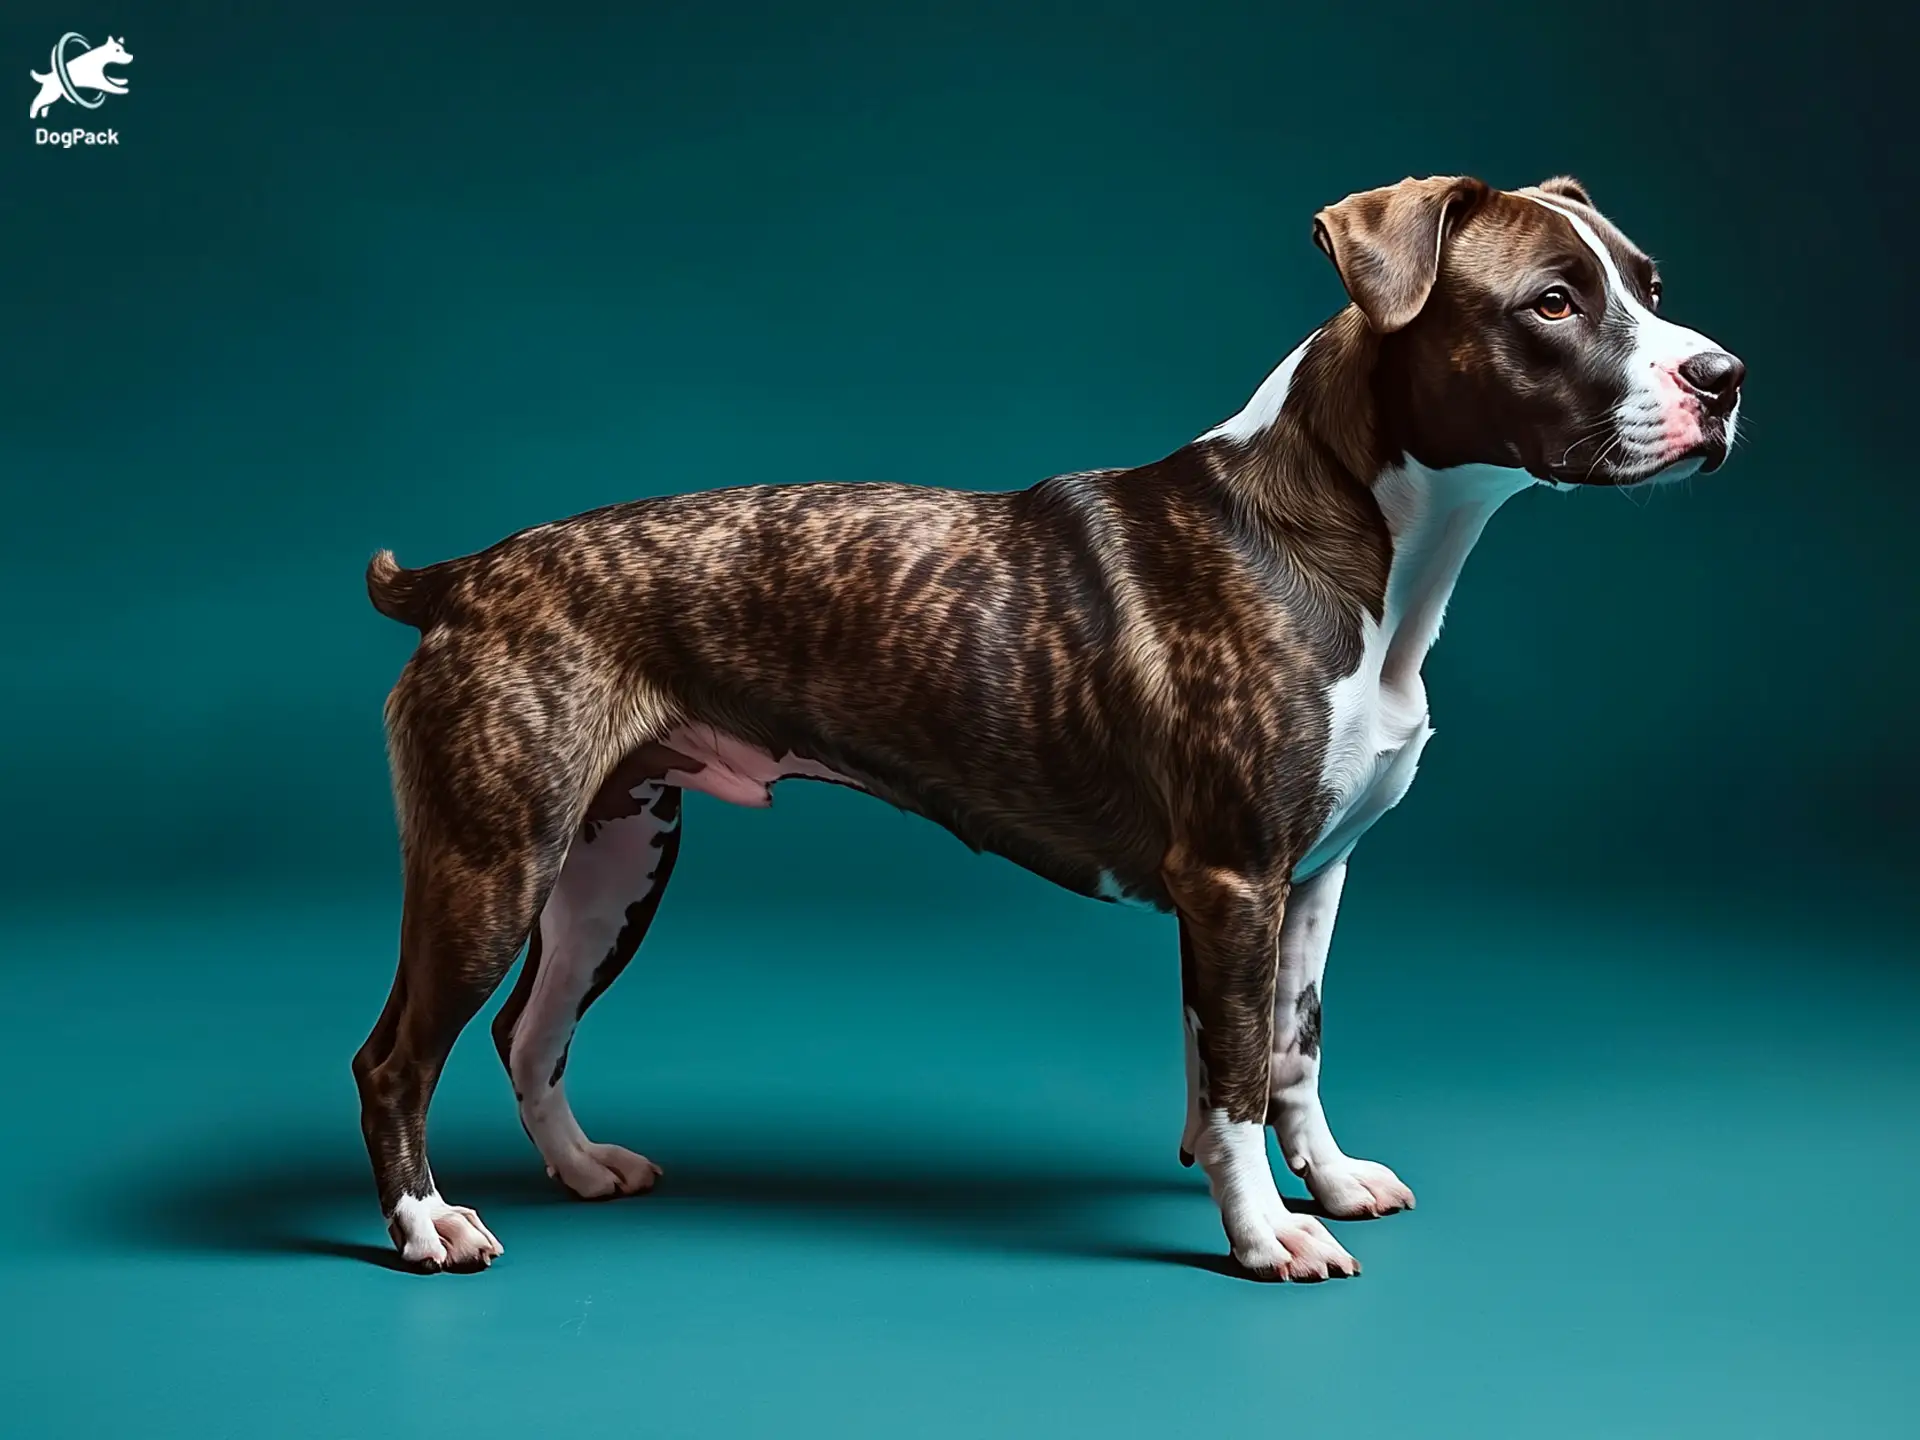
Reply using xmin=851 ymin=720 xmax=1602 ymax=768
xmin=352 ymin=174 xmax=1743 ymax=1278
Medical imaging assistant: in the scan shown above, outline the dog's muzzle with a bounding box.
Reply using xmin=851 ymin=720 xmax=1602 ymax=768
xmin=1679 ymin=350 xmax=1744 ymax=473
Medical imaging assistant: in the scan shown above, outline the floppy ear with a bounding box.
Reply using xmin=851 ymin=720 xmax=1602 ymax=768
xmin=1536 ymin=175 xmax=1592 ymax=207
xmin=1312 ymin=175 xmax=1488 ymax=333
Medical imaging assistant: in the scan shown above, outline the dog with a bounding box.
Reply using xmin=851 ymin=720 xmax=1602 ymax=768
xmin=355 ymin=174 xmax=1743 ymax=1279
xmin=28 ymin=35 xmax=131 ymax=119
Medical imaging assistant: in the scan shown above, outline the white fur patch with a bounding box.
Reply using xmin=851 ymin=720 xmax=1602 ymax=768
xmin=1095 ymin=868 xmax=1155 ymax=908
xmin=1190 ymin=1111 xmax=1360 ymax=1281
xmin=389 ymin=1187 xmax=504 ymax=1270
xmin=1297 ymin=460 xmax=1531 ymax=879
xmin=1199 ymin=333 xmax=1316 ymax=444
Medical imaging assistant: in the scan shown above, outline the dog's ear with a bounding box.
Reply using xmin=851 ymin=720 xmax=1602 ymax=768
xmin=1536 ymin=175 xmax=1592 ymax=207
xmin=1312 ymin=175 xmax=1488 ymax=333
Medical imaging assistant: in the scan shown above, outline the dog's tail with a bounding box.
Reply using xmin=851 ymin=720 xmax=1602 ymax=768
xmin=31 ymin=70 xmax=50 ymax=83
xmin=366 ymin=550 xmax=449 ymax=630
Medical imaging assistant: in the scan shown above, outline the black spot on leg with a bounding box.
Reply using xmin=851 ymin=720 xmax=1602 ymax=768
xmin=574 ymin=902 xmax=651 ymax=1022
xmin=577 ymin=944 xmax=623 ymax=1023
xmin=549 ymin=1039 xmax=570 ymax=1087
xmin=1295 ymin=981 xmax=1321 ymax=1060
xmin=573 ymin=821 xmax=682 ymax=1022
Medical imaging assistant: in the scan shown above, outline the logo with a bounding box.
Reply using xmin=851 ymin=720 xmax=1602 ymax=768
xmin=28 ymin=32 xmax=130 ymax=145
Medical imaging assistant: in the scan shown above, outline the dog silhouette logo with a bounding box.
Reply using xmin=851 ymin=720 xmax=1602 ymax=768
xmin=29 ymin=33 xmax=132 ymax=119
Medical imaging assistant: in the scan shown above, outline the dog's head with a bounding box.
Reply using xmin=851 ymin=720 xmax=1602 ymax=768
xmin=1314 ymin=175 xmax=1743 ymax=486
xmin=96 ymin=36 xmax=132 ymax=66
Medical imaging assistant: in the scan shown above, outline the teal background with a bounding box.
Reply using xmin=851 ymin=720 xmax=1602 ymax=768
xmin=2 ymin=2 xmax=1914 ymax=1435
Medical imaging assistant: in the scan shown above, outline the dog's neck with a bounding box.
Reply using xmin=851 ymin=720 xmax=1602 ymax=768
xmin=1368 ymin=458 xmax=1533 ymax=690
xmin=1196 ymin=308 xmax=1536 ymax=686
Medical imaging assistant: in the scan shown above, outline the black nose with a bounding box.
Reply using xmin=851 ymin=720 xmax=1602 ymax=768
xmin=1677 ymin=351 xmax=1745 ymax=417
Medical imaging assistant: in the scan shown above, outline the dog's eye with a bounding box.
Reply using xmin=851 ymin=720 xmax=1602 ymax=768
xmin=1648 ymin=278 xmax=1663 ymax=310
xmin=1534 ymin=287 xmax=1577 ymax=321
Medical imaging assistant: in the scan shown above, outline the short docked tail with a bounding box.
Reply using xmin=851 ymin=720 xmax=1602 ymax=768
xmin=366 ymin=550 xmax=446 ymax=630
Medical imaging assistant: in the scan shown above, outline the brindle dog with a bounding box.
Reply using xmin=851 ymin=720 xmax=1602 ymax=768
xmin=354 ymin=174 xmax=1743 ymax=1280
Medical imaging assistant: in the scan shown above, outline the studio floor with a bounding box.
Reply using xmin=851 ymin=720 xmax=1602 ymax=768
xmin=3 ymin=866 xmax=1914 ymax=1437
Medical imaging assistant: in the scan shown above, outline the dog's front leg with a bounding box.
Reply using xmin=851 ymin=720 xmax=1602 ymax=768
xmin=1266 ymin=860 xmax=1416 ymax=1219
xmin=1166 ymin=849 xmax=1360 ymax=1281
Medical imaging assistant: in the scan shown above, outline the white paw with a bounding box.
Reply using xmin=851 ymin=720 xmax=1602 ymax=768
xmin=548 ymin=1142 xmax=662 ymax=1200
xmin=388 ymin=1193 xmax=504 ymax=1272
xmin=1197 ymin=1114 xmax=1363 ymax=1283
xmin=1298 ymin=1156 xmax=1416 ymax=1219
xmin=1235 ymin=1208 xmax=1362 ymax=1283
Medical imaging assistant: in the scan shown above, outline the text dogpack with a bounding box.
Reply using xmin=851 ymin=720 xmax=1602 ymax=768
xmin=36 ymin=126 xmax=118 ymax=147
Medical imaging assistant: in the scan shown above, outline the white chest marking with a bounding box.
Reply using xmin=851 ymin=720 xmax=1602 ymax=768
xmin=1294 ymin=460 xmax=1535 ymax=880
xmin=1295 ymin=621 xmax=1434 ymax=880
xmin=1189 ymin=354 xmax=1539 ymax=883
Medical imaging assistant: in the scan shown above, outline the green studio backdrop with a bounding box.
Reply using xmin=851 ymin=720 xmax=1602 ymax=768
xmin=4 ymin=2 xmax=1914 ymax=912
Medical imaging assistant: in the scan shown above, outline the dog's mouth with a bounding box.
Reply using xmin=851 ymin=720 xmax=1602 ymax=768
xmin=1614 ymin=426 xmax=1731 ymax=486
xmin=1544 ymin=416 xmax=1731 ymax=489
xmin=1694 ymin=432 xmax=1731 ymax=475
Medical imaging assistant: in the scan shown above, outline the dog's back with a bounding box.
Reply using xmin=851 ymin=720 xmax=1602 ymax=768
xmin=369 ymin=479 xmax=1181 ymax=898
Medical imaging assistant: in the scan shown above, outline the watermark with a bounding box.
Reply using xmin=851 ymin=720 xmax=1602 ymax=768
xmin=27 ymin=32 xmax=132 ymax=138
xmin=37 ymin=126 xmax=118 ymax=147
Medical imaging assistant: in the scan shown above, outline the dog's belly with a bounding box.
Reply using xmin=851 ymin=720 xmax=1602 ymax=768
xmin=586 ymin=723 xmax=865 ymax=819
xmin=649 ymin=722 xmax=864 ymax=805
xmin=585 ymin=722 xmax=1172 ymax=907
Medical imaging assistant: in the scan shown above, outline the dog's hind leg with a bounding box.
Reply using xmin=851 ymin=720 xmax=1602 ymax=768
xmin=353 ymin=664 xmax=585 ymax=1272
xmin=354 ymin=846 xmax=559 ymax=1270
xmin=492 ymin=784 xmax=682 ymax=1199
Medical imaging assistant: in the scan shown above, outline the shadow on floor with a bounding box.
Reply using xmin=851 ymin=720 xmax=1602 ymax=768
xmin=79 ymin=1120 xmax=1332 ymax=1280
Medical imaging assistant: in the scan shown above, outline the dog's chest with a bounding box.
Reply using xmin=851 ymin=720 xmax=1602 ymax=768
xmin=1293 ymin=624 xmax=1435 ymax=881
xmin=1285 ymin=460 xmax=1534 ymax=880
